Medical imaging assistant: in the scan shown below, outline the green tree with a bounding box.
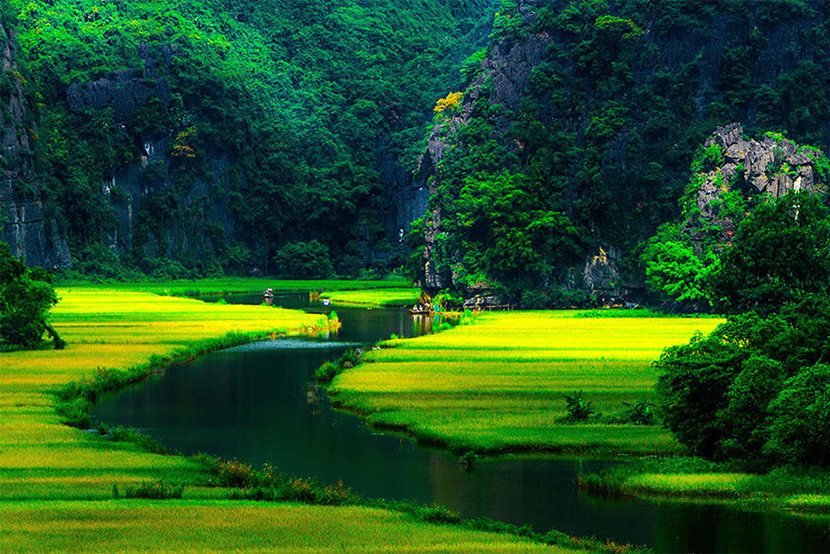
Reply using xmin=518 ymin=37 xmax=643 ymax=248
xmin=641 ymin=226 xmax=720 ymax=307
xmin=0 ymin=242 xmax=63 ymax=349
xmin=710 ymin=192 xmax=830 ymax=315
xmin=766 ymin=364 xmax=830 ymax=467
xmin=655 ymin=329 xmax=746 ymax=460
xmin=272 ymin=240 xmax=335 ymax=279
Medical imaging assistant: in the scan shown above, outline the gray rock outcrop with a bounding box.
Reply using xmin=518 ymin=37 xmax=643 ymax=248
xmin=688 ymin=123 xmax=824 ymax=245
xmin=0 ymin=19 xmax=70 ymax=268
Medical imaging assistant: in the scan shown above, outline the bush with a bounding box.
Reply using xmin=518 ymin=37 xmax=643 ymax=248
xmin=73 ymin=242 xmax=127 ymax=280
xmin=766 ymin=364 xmax=830 ymax=467
xmin=622 ymin=400 xmax=656 ymax=426
xmin=273 ymin=240 xmax=335 ymax=279
xmin=563 ymin=391 xmax=595 ymax=421
xmin=315 ymin=361 xmax=340 ymax=383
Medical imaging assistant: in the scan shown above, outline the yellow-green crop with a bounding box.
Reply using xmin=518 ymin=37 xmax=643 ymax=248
xmin=329 ymin=310 xmax=723 ymax=455
xmin=0 ymin=284 xmax=572 ymax=552
xmin=320 ymin=287 xmax=422 ymax=306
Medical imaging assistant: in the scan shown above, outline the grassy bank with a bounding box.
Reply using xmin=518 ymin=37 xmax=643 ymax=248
xmin=0 ymin=284 xmax=582 ymax=552
xmin=578 ymin=457 xmax=830 ymax=514
xmin=328 ymin=310 xmax=722 ymax=455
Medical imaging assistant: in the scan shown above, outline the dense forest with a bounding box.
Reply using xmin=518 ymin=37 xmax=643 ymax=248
xmin=414 ymin=0 xmax=830 ymax=306
xmin=5 ymin=0 xmax=830 ymax=304
xmin=1 ymin=0 xmax=494 ymax=278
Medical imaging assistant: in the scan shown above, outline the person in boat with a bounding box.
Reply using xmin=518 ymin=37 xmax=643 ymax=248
xmin=264 ymin=287 xmax=274 ymax=306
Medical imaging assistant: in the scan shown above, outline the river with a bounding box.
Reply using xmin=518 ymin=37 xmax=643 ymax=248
xmin=93 ymin=293 xmax=830 ymax=552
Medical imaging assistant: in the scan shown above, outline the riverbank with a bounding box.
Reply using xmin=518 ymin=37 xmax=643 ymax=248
xmin=328 ymin=310 xmax=722 ymax=456
xmin=0 ymin=283 xmax=590 ymax=552
xmin=578 ymin=457 xmax=830 ymax=515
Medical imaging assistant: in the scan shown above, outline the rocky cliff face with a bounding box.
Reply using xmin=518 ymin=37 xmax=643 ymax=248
xmin=0 ymin=20 xmax=70 ymax=268
xmin=687 ymin=122 xmax=824 ymax=247
xmin=415 ymin=2 xmax=550 ymax=291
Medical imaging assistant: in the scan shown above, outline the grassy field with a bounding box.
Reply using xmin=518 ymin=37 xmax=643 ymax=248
xmin=320 ymin=287 xmax=422 ymax=307
xmin=0 ymin=283 xmax=575 ymax=552
xmin=329 ymin=310 xmax=723 ymax=455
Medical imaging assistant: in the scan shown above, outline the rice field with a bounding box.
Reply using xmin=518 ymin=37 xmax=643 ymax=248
xmin=58 ymin=278 xmax=413 ymax=296
xmin=320 ymin=287 xmax=422 ymax=306
xmin=0 ymin=500 xmax=567 ymax=553
xmin=580 ymin=457 xmax=830 ymax=510
xmin=329 ymin=310 xmax=723 ymax=455
xmin=0 ymin=284 xmax=571 ymax=552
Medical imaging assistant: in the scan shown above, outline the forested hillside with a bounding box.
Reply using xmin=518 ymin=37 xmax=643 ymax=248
xmin=1 ymin=0 xmax=494 ymax=277
xmin=414 ymin=0 xmax=830 ymax=305
xmin=6 ymin=0 xmax=830 ymax=294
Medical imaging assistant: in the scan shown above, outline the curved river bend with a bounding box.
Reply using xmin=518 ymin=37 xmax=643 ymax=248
xmin=94 ymin=293 xmax=830 ymax=553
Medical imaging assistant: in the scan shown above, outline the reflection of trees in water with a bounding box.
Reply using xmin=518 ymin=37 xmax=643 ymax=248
xmin=411 ymin=314 xmax=449 ymax=336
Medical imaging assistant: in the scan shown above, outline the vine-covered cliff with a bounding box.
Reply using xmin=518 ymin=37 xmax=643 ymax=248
xmin=414 ymin=0 xmax=830 ymax=305
xmin=1 ymin=0 xmax=495 ymax=277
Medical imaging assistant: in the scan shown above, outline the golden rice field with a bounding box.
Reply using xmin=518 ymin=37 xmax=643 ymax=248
xmin=0 ymin=284 xmax=571 ymax=552
xmin=329 ymin=310 xmax=723 ymax=454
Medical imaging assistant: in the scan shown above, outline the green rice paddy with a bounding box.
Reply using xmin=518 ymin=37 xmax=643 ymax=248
xmin=0 ymin=500 xmax=565 ymax=553
xmin=320 ymin=287 xmax=422 ymax=307
xmin=57 ymin=277 xmax=413 ymax=296
xmin=329 ymin=310 xmax=723 ymax=455
xmin=0 ymin=284 xmax=573 ymax=552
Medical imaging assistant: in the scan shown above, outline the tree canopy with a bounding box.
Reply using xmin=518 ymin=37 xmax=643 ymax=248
xmin=0 ymin=242 xmax=63 ymax=349
xmin=654 ymin=193 xmax=830 ymax=469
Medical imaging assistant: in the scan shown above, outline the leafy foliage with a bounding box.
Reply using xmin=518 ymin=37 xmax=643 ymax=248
xmin=710 ymin=192 xmax=830 ymax=315
xmin=273 ymin=240 xmax=335 ymax=279
xmin=418 ymin=0 xmax=830 ymax=303
xmin=766 ymin=364 xmax=830 ymax=467
xmin=7 ymin=0 xmax=494 ymax=276
xmin=0 ymin=242 xmax=62 ymax=348
xmin=563 ymin=390 xmax=595 ymax=421
xmin=655 ymin=194 xmax=830 ymax=468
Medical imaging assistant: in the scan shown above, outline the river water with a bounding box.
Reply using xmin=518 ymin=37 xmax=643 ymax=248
xmin=93 ymin=293 xmax=830 ymax=552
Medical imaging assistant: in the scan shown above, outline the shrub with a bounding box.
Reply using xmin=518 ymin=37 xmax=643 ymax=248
xmin=622 ymin=400 xmax=656 ymax=426
xmin=563 ymin=391 xmax=595 ymax=421
xmin=415 ymin=503 xmax=461 ymax=524
xmin=315 ymin=361 xmax=340 ymax=383
xmin=73 ymin=242 xmax=127 ymax=280
xmin=108 ymin=426 xmax=170 ymax=455
xmin=766 ymin=364 xmax=830 ymax=467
